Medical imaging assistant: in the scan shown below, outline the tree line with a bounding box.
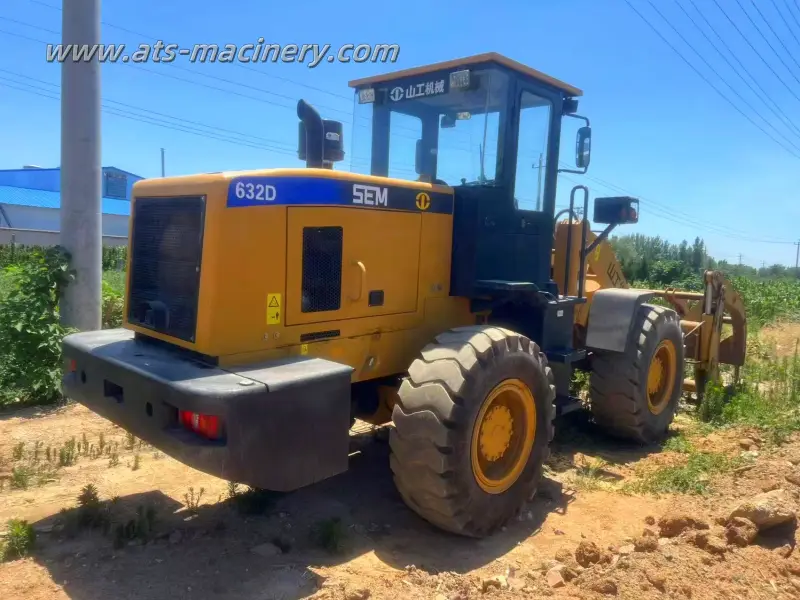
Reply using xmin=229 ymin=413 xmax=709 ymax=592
xmin=610 ymin=234 xmax=799 ymax=291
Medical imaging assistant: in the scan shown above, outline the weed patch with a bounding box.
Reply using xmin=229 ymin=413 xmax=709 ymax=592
xmin=571 ymin=457 xmax=613 ymax=491
xmin=662 ymin=432 xmax=694 ymax=454
xmin=627 ymin=451 xmax=745 ymax=495
xmin=311 ymin=517 xmax=346 ymax=554
xmin=183 ymin=487 xmax=205 ymax=515
xmin=698 ymin=340 xmax=800 ymax=445
xmin=0 ymin=519 xmax=35 ymax=561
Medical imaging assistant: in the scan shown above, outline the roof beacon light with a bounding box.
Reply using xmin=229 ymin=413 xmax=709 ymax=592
xmin=358 ymin=88 xmax=376 ymax=104
xmin=449 ymin=69 xmax=471 ymax=90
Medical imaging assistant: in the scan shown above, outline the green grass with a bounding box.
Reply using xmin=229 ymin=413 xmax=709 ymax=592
xmin=699 ymin=337 xmax=800 ymax=445
xmin=0 ymin=270 xmax=10 ymax=302
xmin=102 ymin=270 xmax=126 ymax=296
xmin=662 ymin=432 xmax=694 ymax=454
xmin=627 ymin=451 xmax=746 ymax=495
xmin=0 ymin=519 xmax=35 ymax=561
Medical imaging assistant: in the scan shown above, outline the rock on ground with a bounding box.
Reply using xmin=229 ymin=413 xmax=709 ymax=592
xmin=658 ymin=512 xmax=710 ymax=538
xmin=725 ymin=517 xmax=758 ymax=547
xmin=728 ymin=489 xmax=798 ymax=531
xmin=575 ymin=540 xmax=602 ymax=567
xmin=588 ymin=578 xmax=618 ymax=595
xmin=618 ymin=544 xmax=635 ymax=556
xmin=555 ymin=548 xmax=573 ymax=564
xmin=634 ymin=535 xmax=658 ymax=552
xmin=786 ymin=470 xmax=800 ymax=487
xmin=481 ymin=576 xmax=508 ymax=592
xmin=546 ymin=568 xmax=565 ymax=588
xmin=693 ymin=531 xmax=728 ymax=555
xmin=646 ymin=569 xmax=667 ymax=592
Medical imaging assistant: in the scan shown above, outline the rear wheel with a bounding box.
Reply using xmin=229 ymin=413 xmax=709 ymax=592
xmin=589 ymin=304 xmax=684 ymax=443
xmin=389 ymin=326 xmax=555 ymax=537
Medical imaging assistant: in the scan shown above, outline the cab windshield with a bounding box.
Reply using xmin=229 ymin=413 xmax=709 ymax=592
xmin=350 ymin=67 xmax=511 ymax=187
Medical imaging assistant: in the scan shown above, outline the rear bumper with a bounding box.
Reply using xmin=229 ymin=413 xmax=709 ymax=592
xmin=62 ymin=329 xmax=354 ymax=492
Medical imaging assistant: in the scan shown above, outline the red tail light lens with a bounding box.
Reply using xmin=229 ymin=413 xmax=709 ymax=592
xmin=178 ymin=410 xmax=222 ymax=440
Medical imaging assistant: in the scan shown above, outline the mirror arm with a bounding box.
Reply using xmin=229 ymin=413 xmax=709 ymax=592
xmin=584 ymin=223 xmax=617 ymax=257
xmin=558 ymin=113 xmax=591 ymax=175
xmin=558 ymin=166 xmax=588 ymax=175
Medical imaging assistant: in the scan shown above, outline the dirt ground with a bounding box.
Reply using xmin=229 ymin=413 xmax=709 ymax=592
xmin=1 ymin=325 xmax=799 ymax=600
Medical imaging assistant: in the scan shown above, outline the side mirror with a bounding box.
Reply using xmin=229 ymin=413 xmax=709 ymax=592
xmin=415 ymin=139 xmax=423 ymax=175
xmin=593 ymin=196 xmax=639 ymax=225
xmin=576 ymin=126 xmax=591 ymax=169
xmin=440 ymin=114 xmax=456 ymax=129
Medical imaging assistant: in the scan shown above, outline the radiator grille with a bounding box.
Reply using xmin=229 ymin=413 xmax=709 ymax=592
xmin=301 ymin=226 xmax=343 ymax=313
xmin=127 ymin=196 xmax=205 ymax=342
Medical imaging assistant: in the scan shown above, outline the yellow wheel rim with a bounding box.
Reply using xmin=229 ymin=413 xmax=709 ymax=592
xmin=471 ymin=379 xmax=537 ymax=495
xmin=647 ymin=339 xmax=677 ymax=415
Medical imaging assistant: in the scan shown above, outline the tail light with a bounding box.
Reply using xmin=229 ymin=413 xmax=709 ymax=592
xmin=178 ymin=410 xmax=222 ymax=440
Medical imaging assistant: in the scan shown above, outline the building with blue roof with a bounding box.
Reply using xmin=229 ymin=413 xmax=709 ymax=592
xmin=0 ymin=165 xmax=143 ymax=246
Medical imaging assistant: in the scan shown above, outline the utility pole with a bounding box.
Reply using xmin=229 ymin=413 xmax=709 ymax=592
xmin=738 ymin=253 xmax=742 ymax=266
xmin=161 ymin=147 xmax=166 ymax=177
xmin=535 ymin=153 xmax=543 ymax=212
xmin=60 ymin=0 xmax=101 ymax=331
xmin=795 ymin=241 xmax=800 ymax=270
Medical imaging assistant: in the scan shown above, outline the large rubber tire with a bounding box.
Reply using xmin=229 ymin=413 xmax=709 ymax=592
xmin=589 ymin=304 xmax=684 ymax=444
xmin=389 ymin=326 xmax=555 ymax=537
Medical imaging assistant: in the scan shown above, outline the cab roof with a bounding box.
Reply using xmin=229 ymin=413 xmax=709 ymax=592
xmin=348 ymin=52 xmax=582 ymax=98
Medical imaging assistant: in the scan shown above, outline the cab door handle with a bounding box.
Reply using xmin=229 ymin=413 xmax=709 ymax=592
xmin=349 ymin=260 xmax=366 ymax=302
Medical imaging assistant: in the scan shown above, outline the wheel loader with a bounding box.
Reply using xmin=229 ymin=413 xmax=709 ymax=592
xmin=62 ymin=52 xmax=747 ymax=538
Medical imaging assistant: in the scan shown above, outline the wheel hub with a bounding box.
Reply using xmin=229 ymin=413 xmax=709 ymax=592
xmin=647 ymin=357 xmax=664 ymax=396
xmin=479 ymin=405 xmax=513 ymax=462
xmin=470 ymin=379 xmax=537 ymax=495
xmin=647 ymin=340 xmax=677 ymax=415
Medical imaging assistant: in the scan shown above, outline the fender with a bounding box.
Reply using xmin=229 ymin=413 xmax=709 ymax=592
xmin=585 ymin=288 xmax=658 ymax=353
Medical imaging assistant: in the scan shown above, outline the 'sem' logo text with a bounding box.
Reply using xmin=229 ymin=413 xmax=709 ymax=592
xmin=352 ymin=184 xmax=388 ymax=207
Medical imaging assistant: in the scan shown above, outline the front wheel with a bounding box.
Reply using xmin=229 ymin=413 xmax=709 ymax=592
xmin=589 ymin=304 xmax=684 ymax=444
xmin=389 ymin=326 xmax=555 ymax=537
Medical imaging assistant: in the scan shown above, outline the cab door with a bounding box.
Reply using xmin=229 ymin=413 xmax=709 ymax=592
xmin=285 ymin=207 xmax=421 ymax=326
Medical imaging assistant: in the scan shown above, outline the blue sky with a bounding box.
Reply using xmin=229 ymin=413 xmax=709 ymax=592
xmin=1 ymin=0 xmax=799 ymax=267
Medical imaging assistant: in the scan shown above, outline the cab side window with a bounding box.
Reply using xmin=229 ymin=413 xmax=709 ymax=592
xmin=514 ymin=91 xmax=552 ymax=211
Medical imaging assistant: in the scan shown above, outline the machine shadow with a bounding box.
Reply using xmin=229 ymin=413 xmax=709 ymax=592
xmin=547 ymin=408 xmax=670 ymax=475
xmin=30 ymin=435 xmax=575 ymax=600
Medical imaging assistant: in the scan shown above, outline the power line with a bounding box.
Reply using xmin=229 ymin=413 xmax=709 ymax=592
xmin=1 ymin=14 xmax=355 ymax=118
xmin=0 ymin=79 xmax=303 ymax=158
xmin=710 ymin=0 xmax=800 ymax=102
xmin=770 ymin=0 xmax=800 ymax=49
xmin=736 ymin=0 xmax=800 ymax=81
xmin=560 ymin=164 xmax=797 ymax=244
xmin=0 ymin=69 xmax=297 ymax=152
xmin=643 ymin=0 xmax=800 ymax=153
xmin=782 ymin=0 xmax=800 ymax=40
xmin=623 ymin=0 xmax=800 ymax=159
xmin=0 ymin=23 xmax=479 ymax=153
xmin=0 ymin=20 xmax=459 ymax=145
xmin=681 ymin=0 xmax=800 ymax=137
xmin=23 ymin=0 xmax=354 ymax=102
xmin=0 ymin=21 xmax=347 ymax=118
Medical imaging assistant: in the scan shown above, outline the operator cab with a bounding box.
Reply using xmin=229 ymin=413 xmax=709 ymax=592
xmin=348 ymin=53 xmax=597 ymax=298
